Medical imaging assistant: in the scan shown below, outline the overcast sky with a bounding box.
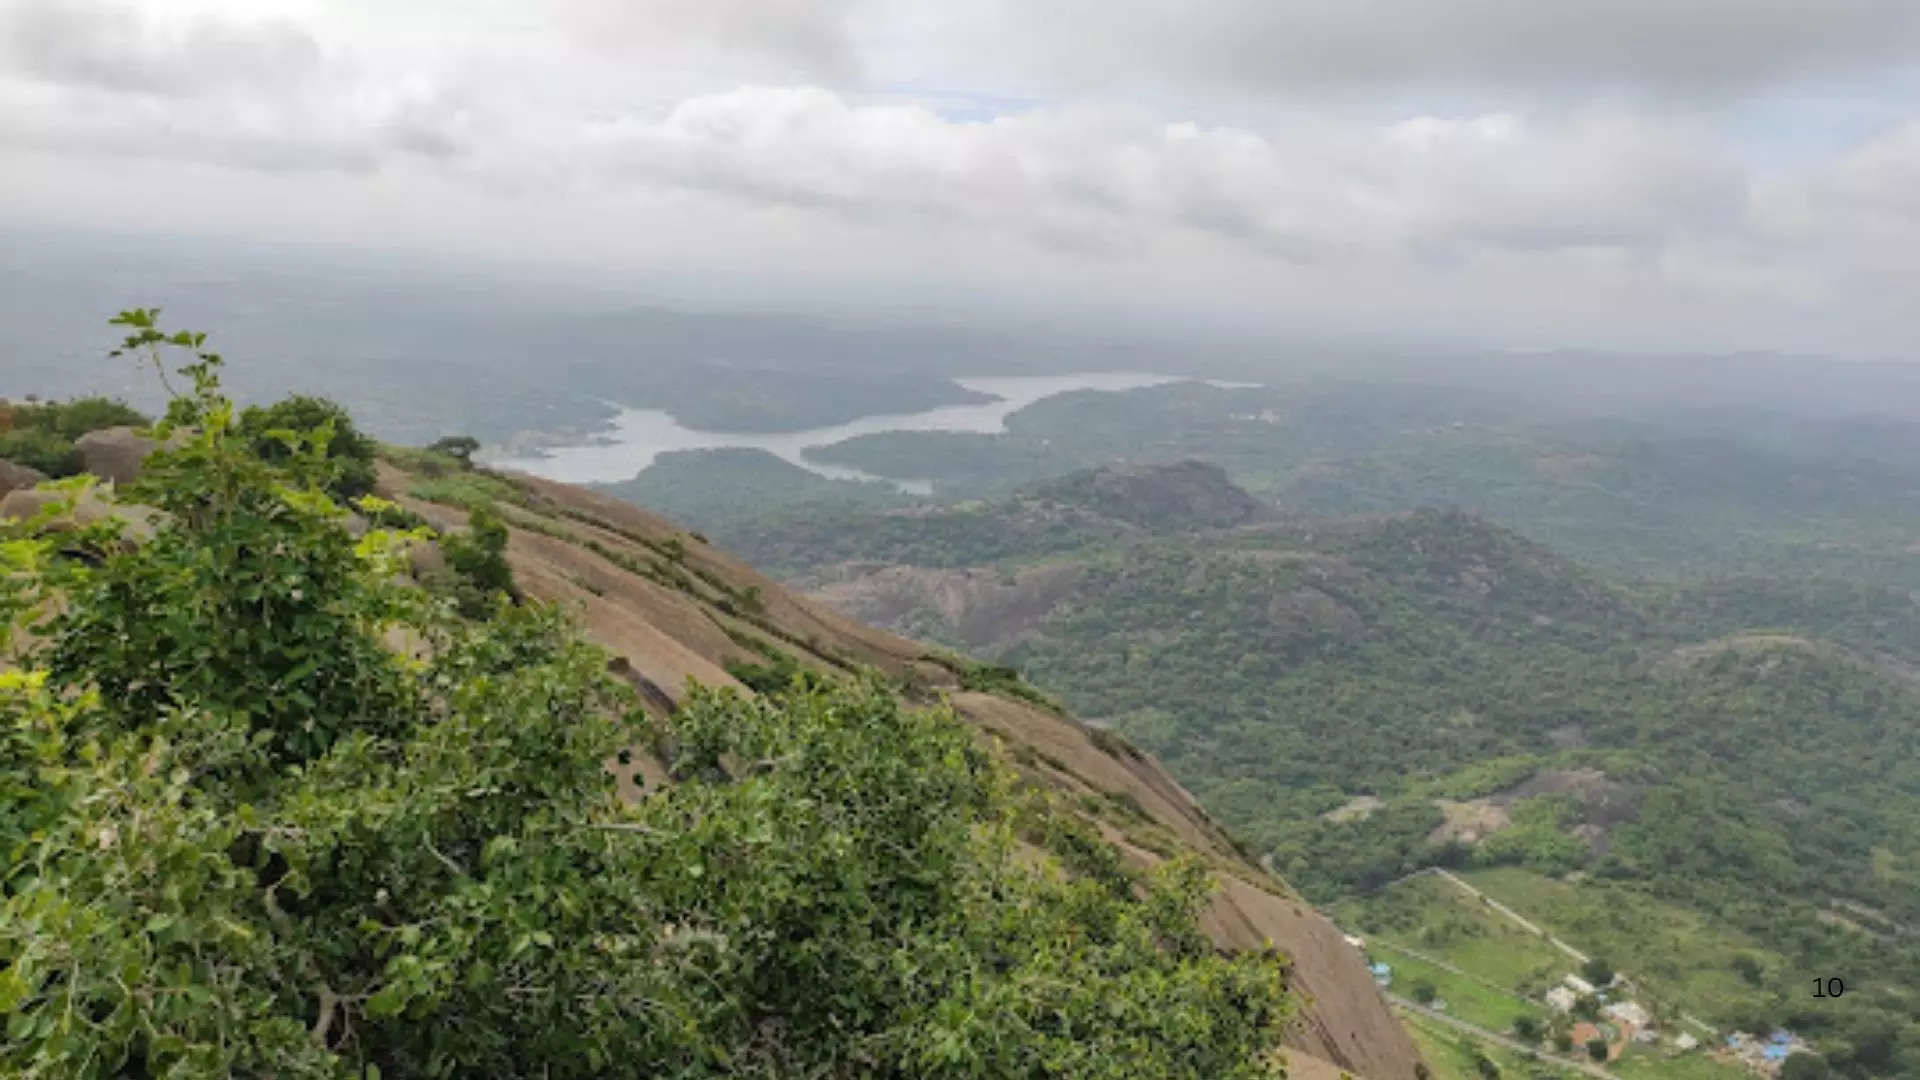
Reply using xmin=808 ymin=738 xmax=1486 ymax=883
xmin=2 ymin=0 xmax=1917 ymax=357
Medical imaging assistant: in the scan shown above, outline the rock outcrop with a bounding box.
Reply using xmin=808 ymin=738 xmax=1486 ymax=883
xmin=0 ymin=459 xmax=46 ymax=498
xmin=73 ymin=426 xmax=159 ymax=485
xmin=1033 ymin=459 xmax=1270 ymax=531
xmin=0 ymin=487 xmax=161 ymax=543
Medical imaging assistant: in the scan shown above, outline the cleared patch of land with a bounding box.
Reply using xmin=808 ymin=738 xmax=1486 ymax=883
xmin=1459 ymin=868 xmax=1780 ymax=1028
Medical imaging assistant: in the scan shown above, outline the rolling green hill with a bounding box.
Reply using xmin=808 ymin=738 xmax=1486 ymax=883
xmin=714 ymin=462 xmax=1920 ymax=1077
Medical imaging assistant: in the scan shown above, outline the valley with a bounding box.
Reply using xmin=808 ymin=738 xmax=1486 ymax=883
xmin=622 ymin=383 xmax=1920 ymax=1079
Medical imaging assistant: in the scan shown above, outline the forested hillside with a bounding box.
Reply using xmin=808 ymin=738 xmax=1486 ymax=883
xmin=729 ymin=464 xmax=1920 ymax=1078
xmin=0 ymin=316 xmax=1420 ymax=1079
xmin=655 ymin=378 xmax=1920 ymax=594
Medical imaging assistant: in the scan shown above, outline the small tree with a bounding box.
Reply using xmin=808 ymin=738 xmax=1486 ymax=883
xmin=1572 ymin=993 xmax=1601 ymax=1021
xmin=1730 ymin=952 xmax=1764 ymax=986
xmin=1512 ymin=1015 xmax=1540 ymax=1042
xmin=1581 ymin=956 xmax=1615 ymax=987
xmin=1586 ymin=1037 xmax=1609 ymax=1062
xmin=442 ymin=504 xmax=517 ymax=618
xmin=1410 ymin=980 xmax=1438 ymax=1005
xmin=428 ymin=434 xmax=480 ymax=468
xmin=1473 ymin=1050 xmax=1501 ymax=1078
xmin=1780 ymin=1052 xmax=1831 ymax=1080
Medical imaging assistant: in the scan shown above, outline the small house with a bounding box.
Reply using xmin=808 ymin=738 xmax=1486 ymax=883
xmin=1545 ymin=986 xmax=1577 ymax=1013
xmin=1604 ymin=1001 xmax=1651 ymax=1028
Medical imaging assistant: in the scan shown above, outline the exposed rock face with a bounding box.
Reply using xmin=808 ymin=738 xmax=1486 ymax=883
xmin=0 ymin=459 xmax=46 ymax=498
xmin=1034 ymin=459 xmax=1269 ymax=531
xmin=74 ymin=426 xmax=159 ymax=485
xmin=0 ymin=487 xmax=161 ymax=542
xmin=403 ymin=537 xmax=447 ymax=580
xmin=813 ymin=563 xmax=1083 ymax=648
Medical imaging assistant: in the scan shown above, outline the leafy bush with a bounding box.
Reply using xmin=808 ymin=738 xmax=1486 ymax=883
xmin=1580 ymin=956 xmax=1615 ymax=987
xmin=0 ymin=427 xmax=80 ymax=476
xmin=240 ymin=393 xmax=378 ymax=499
xmin=955 ymin=659 xmax=1064 ymax=712
xmin=441 ymin=504 xmax=517 ymax=618
xmin=8 ymin=395 xmax=150 ymax=439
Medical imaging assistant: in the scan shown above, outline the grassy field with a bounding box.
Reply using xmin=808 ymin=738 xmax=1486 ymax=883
xmin=1349 ymin=869 xmax=1765 ymax=1080
xmin=1402 ymin=1004 xmax=1750 ymax=1080
xmin=1337 ymin=872 xmax=1582 ymax=998
xmin=1609 ymin=1049 xmax=1750 ymax=1080
xmin=1459 ymin=868 xmax=1779 ymax=1027
xmin=1399 ymin=1008 xmax=1584 ymax=1080
xmin=1369 ymin=945 xmax=1549 ymax=1037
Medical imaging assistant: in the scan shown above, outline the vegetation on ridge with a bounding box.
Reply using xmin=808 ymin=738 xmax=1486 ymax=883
xmin=0 ymin=313 xmax=1295 ymax=1078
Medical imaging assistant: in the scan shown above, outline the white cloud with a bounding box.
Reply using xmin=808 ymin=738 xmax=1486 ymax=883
xmin=0 ymin=0 xmax=1915 ymax=355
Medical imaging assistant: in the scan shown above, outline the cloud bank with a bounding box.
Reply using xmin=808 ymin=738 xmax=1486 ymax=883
xmin=1 ymin=0 xmax=1916 ymax=354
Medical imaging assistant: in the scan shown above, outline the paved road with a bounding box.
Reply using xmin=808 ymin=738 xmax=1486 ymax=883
xmin=1388 ymin=995 xmax=1616 ymax=1080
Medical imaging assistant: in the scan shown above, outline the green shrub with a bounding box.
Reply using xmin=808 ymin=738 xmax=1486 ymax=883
xmin=240 ymin=393 xmax=377 ymax=499
xmin=46 ymin=396 xmax=151 ymax=439
xmin=9 ymin=395 xmax=150 ymax=440
xmin=0 ymin=427 xmax=80 ymax=476
xmin=441 ymin=504 xmax=517 ymax=619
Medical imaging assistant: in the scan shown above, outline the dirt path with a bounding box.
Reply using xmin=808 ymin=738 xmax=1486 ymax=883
xmin=1430 ymin=868 xmax=1592 ymax=963
xmin=1389 ymin=995 xmax=1616 ymax=1079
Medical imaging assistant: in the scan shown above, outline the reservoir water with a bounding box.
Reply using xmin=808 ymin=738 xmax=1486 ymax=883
xmin=491 ymin=372 xmax=1223 ymax=492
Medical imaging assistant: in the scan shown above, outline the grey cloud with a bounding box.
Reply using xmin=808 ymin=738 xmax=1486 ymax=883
xmin=578 ymin=88 xmax=1758 ymax=270
xmin=0 ymin=1 xmax=475 ymax=172
xmin=3 ymin=0 xmax=321 ymax=97
xmin=558 ymin=0 xmax=861 ymax=82
xmin=943 ymin=0 xmax=1920 ymax=97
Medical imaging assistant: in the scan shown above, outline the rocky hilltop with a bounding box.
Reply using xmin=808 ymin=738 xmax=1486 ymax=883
xmin=1033 ymin=459 xmax=1271 ymax=531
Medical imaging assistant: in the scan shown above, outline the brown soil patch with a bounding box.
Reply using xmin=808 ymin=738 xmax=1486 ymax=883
xmin=1429 ymin=798 xmax=1512 ymax=845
